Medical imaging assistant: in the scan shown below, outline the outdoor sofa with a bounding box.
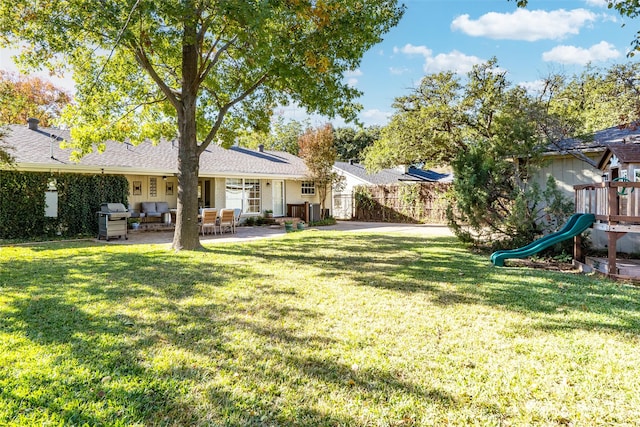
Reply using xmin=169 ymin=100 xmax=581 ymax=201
xmin=140 ymin=201 xmax=171 ymax=223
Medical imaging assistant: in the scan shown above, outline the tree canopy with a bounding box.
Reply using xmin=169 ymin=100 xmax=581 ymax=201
xmin=236 ymin=117 xmax=308 ymax=155
xmin=298 ymin=123 xmax=343 ymax=219
xmin=0 ymin=71 xmax=71 ymax=127
xmin=363 ymin=59 xmax=640 ymax=246
xmin=0 ymin=0 xmax=404 ymax=250
xmin=362 ymin=59 xmax=584 ymax=246
xmin=333 ymin=125 xmax=380 ymax=162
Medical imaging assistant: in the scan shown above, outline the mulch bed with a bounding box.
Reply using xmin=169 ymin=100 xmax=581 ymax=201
xmin=503 ymin=258 xmax=579 ymax=272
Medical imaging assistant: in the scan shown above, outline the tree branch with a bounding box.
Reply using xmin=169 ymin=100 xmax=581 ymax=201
xmin=130 ymin=42 xmax=181 ymax=110
xmin=198 ymin=73 xmax=270 ymax=153
xmin=107 ymin=96 xmax=168 ymax=129
xmin=197 ymin=35 xmax=237 ymax=88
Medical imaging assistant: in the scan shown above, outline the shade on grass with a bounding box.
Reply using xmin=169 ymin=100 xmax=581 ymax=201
xmin=1 ymin=231 xmax=639 ymax=425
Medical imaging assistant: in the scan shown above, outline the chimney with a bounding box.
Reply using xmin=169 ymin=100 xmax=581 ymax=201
xmin=349 ymin=159 xmax=355 ymax=165
xmin=396 ymin=165 xmax=409 ymax=174
xmin=27 ymin=117 xmax=40 ymax=130
xmin=258 ymin=144 xmax=264 ymax=153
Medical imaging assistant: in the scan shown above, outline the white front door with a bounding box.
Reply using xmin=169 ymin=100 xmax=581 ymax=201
xmin=272 ymin=180 xmax=285 ymax=216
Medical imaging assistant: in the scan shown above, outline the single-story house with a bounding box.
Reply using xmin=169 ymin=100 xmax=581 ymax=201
xmin=1 ymin=119 xmax=325 ymax=220
xmin=332 ymin=160 xmax=452 ymax=219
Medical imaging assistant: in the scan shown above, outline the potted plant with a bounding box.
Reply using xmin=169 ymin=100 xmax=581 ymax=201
xmin=128 ymin=217 xmax=141 ymax=230
xmin=264 ymin=209 xmax=273 ymax=218
xmin=284 ymin=220 xmax=294 ymax=232
xmin=296 ymin=221 xmax=305 ymax=230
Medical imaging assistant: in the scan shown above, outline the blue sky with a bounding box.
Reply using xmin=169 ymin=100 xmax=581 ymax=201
xmin=1 ymin=0 xmax=638 ymax=129
xmin=284 ymin=0 xmax=639 ymax=127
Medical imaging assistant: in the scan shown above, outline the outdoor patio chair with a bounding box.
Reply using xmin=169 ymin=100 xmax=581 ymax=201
xmin=233 ymin=208 xmax=242 ymax=228
xmin=219 ymin=209 xmax=236 ymax=234
xmin=200 ymin=208 xmax=218 ymax=236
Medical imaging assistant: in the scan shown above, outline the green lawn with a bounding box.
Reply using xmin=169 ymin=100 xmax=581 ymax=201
xmin=1 ymin=231 xmax=639 ymax=426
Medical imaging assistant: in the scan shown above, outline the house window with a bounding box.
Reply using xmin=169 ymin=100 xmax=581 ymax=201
xmin=225 ymin=178 xmax=261 ymax=213
xmin=301 ymin=181 xmax=315 ymax=196
xmin=149 ymin=177 xmax=157 ymax=197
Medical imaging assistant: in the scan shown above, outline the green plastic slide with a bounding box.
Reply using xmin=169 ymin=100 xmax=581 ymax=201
xmin=491 ymin=213 xmax=595 ymax=267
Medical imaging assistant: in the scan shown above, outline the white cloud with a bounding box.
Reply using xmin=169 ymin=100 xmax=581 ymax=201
xmin=518 ymin=79 xmax=547 ymax=94
xmin=343 ymin=69 xmax=362 ymax=87
xmin=542 ymin=41 xmax=620 ymax=64
xmin=425 ymin=51 xmax=484 ymax=74
xmin=398 ymin=44 xmax=432 ymax=57
xmin=360 ymin=109 xmax=392 ymax=126
xmin=389 ymin=66 xmax=410 ymax=75
xmin=451 ymin=8 xmax=597 ymax=41
xmin=395 ymin=44 xmax=484 ymax=75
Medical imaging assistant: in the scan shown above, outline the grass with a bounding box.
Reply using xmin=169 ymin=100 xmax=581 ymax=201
xmin=1 ymin=230 xmax=640 ymax=426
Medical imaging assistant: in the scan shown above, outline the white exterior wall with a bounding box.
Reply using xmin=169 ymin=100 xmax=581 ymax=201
xmin=127 ymin=175 xmax=324 ymax=218
xmin=332 ymin=169 xmax=369 ymax=219
xmin=532 ymin=154 xmax=603 ymax=199
xmin=284 ymin=180 xmax=323 ymax=205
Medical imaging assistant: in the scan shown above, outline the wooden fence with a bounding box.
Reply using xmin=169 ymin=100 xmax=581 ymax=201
xmin=352 ymin=183 xmax=451 ymax=224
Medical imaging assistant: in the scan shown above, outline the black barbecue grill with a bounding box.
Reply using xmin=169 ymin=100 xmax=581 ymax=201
xmin=97 ymin=203 xmax=131 ymax=241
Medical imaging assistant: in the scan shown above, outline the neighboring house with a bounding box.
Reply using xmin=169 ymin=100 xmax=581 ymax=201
xmin=1 ymin=119 xmax=324 ymax=219
xmin=332 ymin=160 xmax=452 ymax=219
xmin=532 ymin=124 xmax=640 ymax=198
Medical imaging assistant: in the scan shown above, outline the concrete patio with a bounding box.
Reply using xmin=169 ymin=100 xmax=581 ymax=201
xmin=102 ymin=221 xmax=454 ymax=246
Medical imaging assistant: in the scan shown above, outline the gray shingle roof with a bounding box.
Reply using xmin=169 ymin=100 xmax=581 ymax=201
xmin=3 ymin=123 xmax=309 ymax=178
xmin=596 ymin=143 xmax=640 ymax=170
xmin=546 ymin=123 xmax=640 ymax=154
xmin=334 ymin=161 xmax=452 ymax=184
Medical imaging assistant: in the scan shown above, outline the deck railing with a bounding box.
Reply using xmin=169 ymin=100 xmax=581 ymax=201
xmin=575 ymin=181 xmax=640 ymax=224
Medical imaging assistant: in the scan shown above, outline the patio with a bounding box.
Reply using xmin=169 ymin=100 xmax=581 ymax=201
xmin=101 ymin=221 xmax=454 ymax=246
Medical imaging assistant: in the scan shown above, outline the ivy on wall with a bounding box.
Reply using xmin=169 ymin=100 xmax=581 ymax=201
xmin=0 ymin=171 xmax=128 ymax=239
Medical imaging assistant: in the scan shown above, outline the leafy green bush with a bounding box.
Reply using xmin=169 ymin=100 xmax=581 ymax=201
xmin=0 ymin=171 xmax=128 ymax=239
xmin=309 ymin=216 xmax=337 ymax=226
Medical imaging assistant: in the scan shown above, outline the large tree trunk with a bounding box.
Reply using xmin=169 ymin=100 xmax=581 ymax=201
xmin=172 ymin=17 xmax=202 ymax=251
xmin=171 ymin=127 xmax=202 ymax=251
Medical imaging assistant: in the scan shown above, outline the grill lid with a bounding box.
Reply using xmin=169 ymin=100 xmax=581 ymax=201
xmin=101 ymin=203 xmax=127 ymax=213
xmin=99 ymin=203 xmax=131 ymax=219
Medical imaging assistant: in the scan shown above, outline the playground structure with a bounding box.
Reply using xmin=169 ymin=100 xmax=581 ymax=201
xmin=573 ymin=179 xmax=640 ymax=279
xmin=494 ymin=142 xmax=640 ymax=280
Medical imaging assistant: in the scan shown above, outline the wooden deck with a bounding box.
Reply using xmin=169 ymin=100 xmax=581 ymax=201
xmin=574 ymin=181 xmax=640 ymax=278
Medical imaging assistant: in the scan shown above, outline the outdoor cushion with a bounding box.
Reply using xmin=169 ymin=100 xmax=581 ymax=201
xmin=156 ymin=202 xmax=170 ymax=214
xmin=141 ymin=202 xmax=162 ymax=218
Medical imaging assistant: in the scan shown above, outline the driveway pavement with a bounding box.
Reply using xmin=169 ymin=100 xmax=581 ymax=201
xmin=102 ymin=221 xmax=453 ymax=246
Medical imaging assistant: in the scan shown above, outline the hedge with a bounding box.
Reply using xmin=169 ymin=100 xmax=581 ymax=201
xmin=0 ymin=171 xmax=128 ymax=239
